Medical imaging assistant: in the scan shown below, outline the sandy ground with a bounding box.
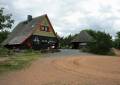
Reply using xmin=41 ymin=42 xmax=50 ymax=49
xmin=0 ymin=49 xmax=120 ymax=85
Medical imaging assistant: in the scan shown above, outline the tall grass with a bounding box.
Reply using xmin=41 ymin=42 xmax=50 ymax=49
xmin=0 ymin=51 xmax=41 ymax=74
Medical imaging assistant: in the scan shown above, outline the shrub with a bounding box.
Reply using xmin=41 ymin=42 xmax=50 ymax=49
xmin=0 ymin=46 xmax=15 ymax=57
xmin=0 ymin=47 xmax=11 ymax=57
xmin=81 ymin=47 xmax=90 ymax=52
xmin=87 ymin=30 xmax=113 ymax=55
xmin=24 ymin=49 xmax=33 ymax=53
xmin=114 ymin=32 xmax=120 ymax=49
xmin=0 ymin=31 xmax=9 ymax=44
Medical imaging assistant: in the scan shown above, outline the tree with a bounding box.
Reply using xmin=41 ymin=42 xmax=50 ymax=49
xmin=0 ymin=7 xmax=14 ymax=44
xmin=0 ymin=31 xmax=10 ymax=43
xmin=114 ymin=32 xmax=120 ymax=49
xmin=0 ymin=8 xmax=14 ymax=31
xmin=86 ymin=30 xmax=113 ymax=55
xmin=59 ymin=34 xmax=76 ymax=48
xmin=83 ymin=29 xmax=97 ymax=39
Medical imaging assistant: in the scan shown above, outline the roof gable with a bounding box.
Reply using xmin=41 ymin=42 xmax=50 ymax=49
xmin=71 ymin=30 xmax=94 ymax=43
xmin=32 ymin=15 xmax=56 ymax=37
xmin=2 ymin=14 xmax=57 ymax=45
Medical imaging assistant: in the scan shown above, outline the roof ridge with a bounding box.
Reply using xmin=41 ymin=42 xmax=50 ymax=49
xmin=2 ymin=14 xmax=47 ymax=45
xmin=71 ymin=30 xmax=94 ymax=43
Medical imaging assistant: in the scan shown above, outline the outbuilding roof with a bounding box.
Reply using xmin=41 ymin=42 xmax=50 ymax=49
xmin=71 ymin=30 xmax=94 ymax=43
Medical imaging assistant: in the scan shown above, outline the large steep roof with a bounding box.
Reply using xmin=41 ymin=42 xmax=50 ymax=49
xmin=2 ymin=14 xmax=56 ymax=45
xmin=71 ymin=30 xmax=94 ymax=43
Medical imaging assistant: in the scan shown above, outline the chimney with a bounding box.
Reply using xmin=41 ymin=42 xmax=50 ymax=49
xmin=27 ymin=15 xmax=32 ymax=22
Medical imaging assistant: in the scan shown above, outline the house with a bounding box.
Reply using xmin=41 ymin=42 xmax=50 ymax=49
xmin=71 ymin=30 xmax=94 ymax=49
xmin=2 ymin=14 xmax=59 ymax=50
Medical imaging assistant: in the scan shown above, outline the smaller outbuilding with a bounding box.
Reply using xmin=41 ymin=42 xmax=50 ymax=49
xmin=71 ymin=30 xmax=94 ymax=49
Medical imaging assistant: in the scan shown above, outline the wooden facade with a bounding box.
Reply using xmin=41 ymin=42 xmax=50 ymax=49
xmin=3 ymin=14 xmax=59 ymax=50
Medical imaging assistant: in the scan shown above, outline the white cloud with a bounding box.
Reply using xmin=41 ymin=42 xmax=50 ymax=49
xmin=114 ymin=20 xmax=120 ymax=31
xmin=1 ymin=0 xmax=120 ymax=37
xmin=62 ymin=12 xmax=84 ymax=24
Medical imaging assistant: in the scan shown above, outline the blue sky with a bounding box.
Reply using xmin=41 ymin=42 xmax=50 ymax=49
xmin=1 ymin=0 xmax=120 ymax=37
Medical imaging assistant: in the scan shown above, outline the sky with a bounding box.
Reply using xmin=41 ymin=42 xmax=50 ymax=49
xmin=1 ymin=0 xmax=120 ymax=37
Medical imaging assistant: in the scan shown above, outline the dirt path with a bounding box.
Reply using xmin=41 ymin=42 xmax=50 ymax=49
xmin=0 ymin=49 xmax=120 ymax=85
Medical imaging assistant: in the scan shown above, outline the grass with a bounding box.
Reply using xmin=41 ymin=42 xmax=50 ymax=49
xmin=0 ymin=51 xmax=41 ymax=74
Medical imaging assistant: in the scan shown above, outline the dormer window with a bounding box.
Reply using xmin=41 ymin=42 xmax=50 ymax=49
xmin=41 ymin=26 xmax=49 ymax=32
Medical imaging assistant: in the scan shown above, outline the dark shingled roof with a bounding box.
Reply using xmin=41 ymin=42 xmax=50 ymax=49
xmin=2 ymin=14 xmax=51 ymax=45
xmin=71 ymin=30 xmax=94 ymax=43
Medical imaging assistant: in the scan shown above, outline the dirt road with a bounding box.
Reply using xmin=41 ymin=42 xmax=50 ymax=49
xmin=0 ymin=49 xmax=120 ymax=85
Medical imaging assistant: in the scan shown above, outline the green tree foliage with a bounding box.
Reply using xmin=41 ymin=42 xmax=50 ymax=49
xmin=0 ymin=8 xmax=14 ymax=31
xmin=59 ymin=35 xmax=71 ymax=48
xmin=59 ymin=34 xmax=77 ymax=48
xmin=59 ymin=29 xmax=113 ymax=55
xmin=0 ymin=31 xmax=9 ymax=43
xmin=83 ymin=29 xmax=97 ymax=39
xmin=114 ymin=32 xmax=120 ymax=49
xmin=86 ymin=30 xmax=113 ymax=55
xmin=0 ymin=7 xmax=14 ymax=44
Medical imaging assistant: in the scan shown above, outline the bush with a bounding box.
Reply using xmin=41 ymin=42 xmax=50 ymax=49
xmin=81 ymin=47 xmax=90 ymax=52
xmin=0 ymin=47 xmax=12 ymax=57
xmin=0 ymin=31 xmax=9 ymax=44
xmin=24 ymin=49 xmax=33 ymax=53
xmin=87 ymin=30 xmax=113 ymax=55
xmin=114 ymin=32 xmax=120 ymax=49
xmin=0 ymin=47 xmax=14 ymax=57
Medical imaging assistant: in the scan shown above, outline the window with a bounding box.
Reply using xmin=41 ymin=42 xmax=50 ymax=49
xmin=41 ymin=26 xmax=45 ymax=31
xmin=44 ymin=26 xmax=48 ymax=31
xmin=79 ymin=43 xmax=87 ymax=46
xmin=33 ymin=36 xmax=39 ymax=44
xmin=41 ymin=39 xmax=48 ymax=43
xmin=31 ymin=23 xmax=35 ymax=28
xmin=40 ymin=26 xmax=49 ymax=32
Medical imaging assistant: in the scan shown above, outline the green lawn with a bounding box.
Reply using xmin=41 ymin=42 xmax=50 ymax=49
xmin=0 ymin=51 xmax=41 ymax=74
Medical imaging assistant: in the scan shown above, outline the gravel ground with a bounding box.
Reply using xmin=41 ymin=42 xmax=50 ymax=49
xmin=0 ymin=49 xmax=120 ymax=85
